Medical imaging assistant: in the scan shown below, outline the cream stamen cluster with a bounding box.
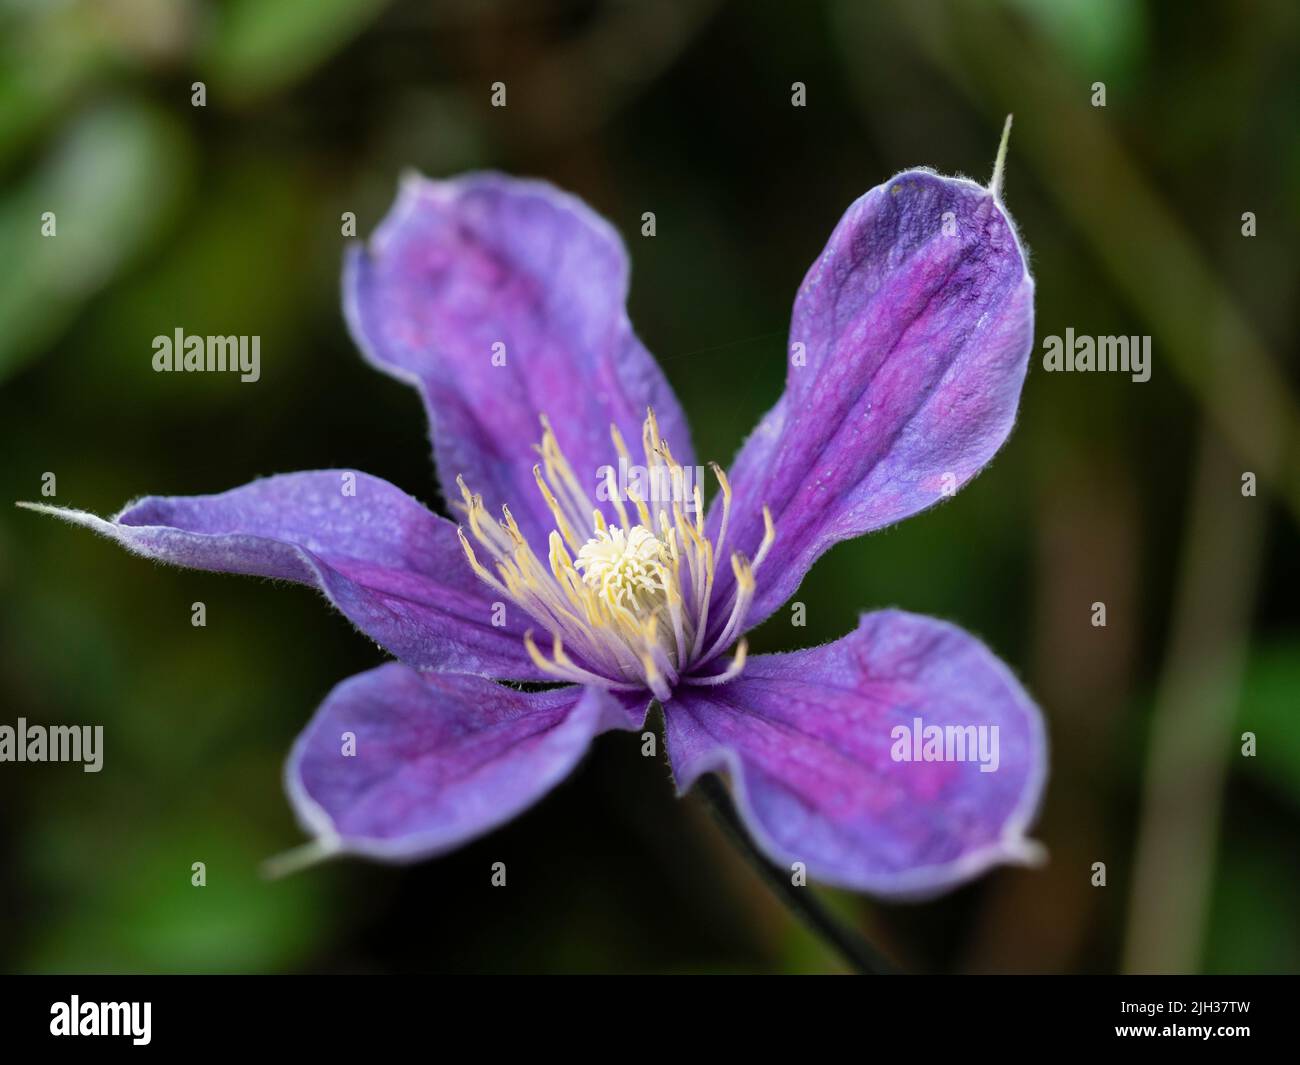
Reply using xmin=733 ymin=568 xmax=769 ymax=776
xmin=455 ymin=409 xmax=773 ymax=701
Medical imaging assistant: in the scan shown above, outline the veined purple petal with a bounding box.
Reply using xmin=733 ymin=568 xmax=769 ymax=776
xmin=709 ymin=170 xmax=1033 ymax=635
xmin=664 ymin=610 xmax=1046 ymax=898
xmin=286 ymin=663 xmax=641 ymax=860
xmin=344 ymin=172 xmax=694 ymax=546
xmin=21 ymin=471 xmax=542 ymax=680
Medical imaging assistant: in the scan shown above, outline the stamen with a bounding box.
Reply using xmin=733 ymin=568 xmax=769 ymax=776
xmin=533 ymin=464 xmax=583 ymax=552
xmin=752 ymin=505 xmax=776 ymax=571
xmin=640 ymin=648 xmax=673 ymax=703
xmin=701 ymin=552 xmax=756 ymax=663
xmin=537 ymin=414 xmax=594 ymax=533
xmin=524 ymin=630 xmax=643 ymax=690
xmin=602 ymin=464 xmax=630 ymax=529
xmin=682 ymin=639 xmax=748 ymax=687
xmin=688 ymin=535 xmax=716 ymax=661
xmin=456 ymin=527 xmax=510 ymax=597
xmin=709 ymin=462 xmax=732 ymax=558
xmin=625 ymin=481 xmax=653 ymax=529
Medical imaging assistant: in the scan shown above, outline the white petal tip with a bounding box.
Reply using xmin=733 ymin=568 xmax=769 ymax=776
xmin=260 ymin=838 xmax=340 ymax=880
xmin=1002 ymin=834 xmax=1047 ymax=868
xmin=989 ymin=114 xmax=1014 ymax=201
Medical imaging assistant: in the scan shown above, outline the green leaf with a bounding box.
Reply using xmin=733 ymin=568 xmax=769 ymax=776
xmin=201 ymin=0 xmax=388 ymax=99
xmin=1236 ymin=638 xmax=1300 ymax=806
xmin=0 ymin=99 xmax=192 ymax=381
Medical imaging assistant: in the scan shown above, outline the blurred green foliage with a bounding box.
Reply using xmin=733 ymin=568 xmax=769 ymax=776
xmin=0 ymin=0 xmax=1296 ymax=973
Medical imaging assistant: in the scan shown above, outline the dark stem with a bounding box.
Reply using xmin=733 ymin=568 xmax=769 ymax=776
xmin=697 ymin=773 xmax=897 ymax=974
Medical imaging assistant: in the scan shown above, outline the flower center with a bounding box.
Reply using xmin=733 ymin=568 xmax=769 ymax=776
xmin=574 ymin=524 xmax=670 ymax=614
xmin=454 ymin=408 xmax=773 ymax=701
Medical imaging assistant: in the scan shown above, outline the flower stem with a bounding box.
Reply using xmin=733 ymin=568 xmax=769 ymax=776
xmin=697 ymin=773 xmax=897 ymax=974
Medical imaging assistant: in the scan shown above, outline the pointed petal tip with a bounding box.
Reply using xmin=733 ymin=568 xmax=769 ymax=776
xmin=397 ymin=165 xmax=426 ymax=189
xmin=989 ymin=114 xmax=1014 ymax=201
xmin=1002 ymin=833 xmax=1048 ymax=869
xmin=260 ymin=837 xmax=341 ymax=881
xmin=13 ymin=500 xmax=110 ymax=529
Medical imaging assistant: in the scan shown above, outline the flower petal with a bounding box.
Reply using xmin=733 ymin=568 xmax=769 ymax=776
xmin=344 ymin=172 xmax=694 ymax=545
xmin=710 ymin=170 xmax=1033 ymax=633
xmin=286 ymin=663 xmax=641 ymax=860
xmin=664 ymin=609 xmax=1047 ymax=898
xmin=21 ymin=471 xmax=541 ymax=680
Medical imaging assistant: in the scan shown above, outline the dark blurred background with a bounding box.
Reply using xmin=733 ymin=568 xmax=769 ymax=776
xmin=1 ymin=0 xmax=1297 ymax=974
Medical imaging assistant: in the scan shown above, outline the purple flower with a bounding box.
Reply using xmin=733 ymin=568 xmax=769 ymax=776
xmin=23 ymin=158 xmax=1045 ymax=898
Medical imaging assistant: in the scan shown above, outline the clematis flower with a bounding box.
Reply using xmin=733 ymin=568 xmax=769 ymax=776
xmin=23 ymin=153 xmax=1045 ymax=898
